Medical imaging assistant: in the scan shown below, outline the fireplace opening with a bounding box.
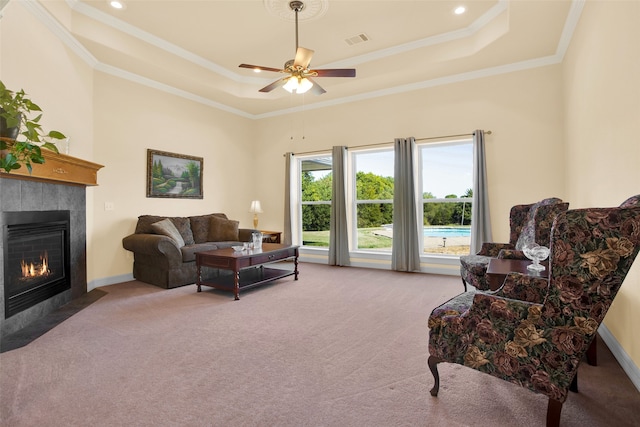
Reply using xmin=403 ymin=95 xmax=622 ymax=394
xmin=3 ymin=211 xmax=71 ymax=319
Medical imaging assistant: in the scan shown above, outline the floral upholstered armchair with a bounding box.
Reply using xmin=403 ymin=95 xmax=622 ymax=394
xmin=428 ymin=203 xmax=640 ymax=427
xmin=459 ymin=198 xmax=569 ymax=291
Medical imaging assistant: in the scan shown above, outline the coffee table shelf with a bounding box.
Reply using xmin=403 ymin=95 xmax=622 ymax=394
xmin=195 ymin=243 xmax=298 ymax=300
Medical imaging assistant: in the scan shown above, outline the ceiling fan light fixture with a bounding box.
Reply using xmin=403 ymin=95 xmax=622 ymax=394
xmin=283 ymin=76 xmax=313 ymax=94
xmin=298 ymin=77 xmax=313 ymax=93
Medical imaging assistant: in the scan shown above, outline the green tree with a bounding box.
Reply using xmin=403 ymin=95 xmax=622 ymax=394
xmin=186 ymin=161 xmax=200 ymax=191
xmin=301 ymin=171 xmax=332 ymax=231
xmin=355 ymin=172 xmax=394 ymax=227
xmin=153 ymin=159 xmax=164 ymax=179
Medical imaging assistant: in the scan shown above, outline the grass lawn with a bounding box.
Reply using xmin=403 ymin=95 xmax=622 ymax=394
xmin=303 ymin=228 xmax=390 ymax=249
xmin=302 ymin=228 xmax=470 ymax=255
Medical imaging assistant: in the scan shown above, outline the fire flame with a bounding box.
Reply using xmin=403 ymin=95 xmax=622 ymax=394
xmin=21 ymin=251 xmax=50 ymax=278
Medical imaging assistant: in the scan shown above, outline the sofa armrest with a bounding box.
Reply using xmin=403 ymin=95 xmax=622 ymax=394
xmin=122 ymin=233 xmax=183 ymax=268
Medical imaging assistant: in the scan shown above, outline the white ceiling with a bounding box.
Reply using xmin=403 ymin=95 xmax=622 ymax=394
xmin=26 ymin=0 xmax=581 ymax=118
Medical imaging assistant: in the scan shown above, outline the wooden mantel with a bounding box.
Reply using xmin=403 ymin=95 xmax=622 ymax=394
xmin=0 ymin=143 xmax=104 ymax=186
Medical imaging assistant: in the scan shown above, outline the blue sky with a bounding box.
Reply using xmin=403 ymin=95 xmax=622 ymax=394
xmin=355 ymin=142 xmax=473 ymax=199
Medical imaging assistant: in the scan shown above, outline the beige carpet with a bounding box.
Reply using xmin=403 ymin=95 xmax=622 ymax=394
xmin=1 ymin=263 xmax=638 ymax=426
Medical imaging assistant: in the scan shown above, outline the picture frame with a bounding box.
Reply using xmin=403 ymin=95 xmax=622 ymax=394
xmin=146 ymin=149 xmax=203 ymax=199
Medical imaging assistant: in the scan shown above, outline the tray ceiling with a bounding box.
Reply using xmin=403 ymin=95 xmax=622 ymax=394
xmin=22 ymin=0 xmax=581 ymax=118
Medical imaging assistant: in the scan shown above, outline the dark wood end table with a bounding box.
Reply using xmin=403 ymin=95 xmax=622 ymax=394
xmin=259 ymin=230 xmax=282 ymax=243
xmin=195 ymin=243 xmax=298 ymax=300
xmin=486 ymin=258 xmax=548 ymax=291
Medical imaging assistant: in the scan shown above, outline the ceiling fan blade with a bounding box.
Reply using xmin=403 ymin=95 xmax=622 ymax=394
xmin=293 ymin=47 xmax=314 ymax=69
xmin=307 ymin=78 xmax=326 ymax=95
xmin=313 ymin=68 xmax=357 ymax=78
xmin=259 ymin=77 xmax=288 ymax=93
xmin=239 ymin=64 xmax=284 ymax=73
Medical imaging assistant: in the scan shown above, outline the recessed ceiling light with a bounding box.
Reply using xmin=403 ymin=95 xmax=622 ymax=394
xmin=109 ymin=1 xmax=125 ymax=10
xmin=454 ymin=6 xmax=466 ymax=15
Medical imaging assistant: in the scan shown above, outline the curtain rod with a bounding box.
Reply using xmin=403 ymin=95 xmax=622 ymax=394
xmin=285 ymin=130 xmax=492 ymax=157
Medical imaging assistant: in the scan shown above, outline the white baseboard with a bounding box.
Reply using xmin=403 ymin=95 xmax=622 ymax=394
xmin=88 ymin=273 xmax=134 ymax=291
xmin=598 ymin=323 xmax=640 ymax=392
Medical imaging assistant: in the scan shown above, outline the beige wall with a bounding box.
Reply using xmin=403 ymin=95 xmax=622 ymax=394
xmin=562 ymin=0 xmax=640 ymax=366
xmin=2 ymin=0 xmax=639 ymax=371
xmin=254 ymin=65 xmax=566 ymax=241
xmin=89 ymin=74 xmax=256 ymax=283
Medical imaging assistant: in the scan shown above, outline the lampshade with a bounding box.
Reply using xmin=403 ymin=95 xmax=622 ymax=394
xmin=283 ymin=76 xmax=313 ymax=94
xmin=249 ymin=200 xmax=263 ymax=213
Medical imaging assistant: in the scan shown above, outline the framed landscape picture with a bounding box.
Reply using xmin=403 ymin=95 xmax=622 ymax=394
xmin=146 ymin=149 xmax=203 ymax=199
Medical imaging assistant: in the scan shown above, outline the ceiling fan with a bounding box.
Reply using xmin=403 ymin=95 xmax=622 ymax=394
xmin=239 ymin=0 xmax=356 ymax=95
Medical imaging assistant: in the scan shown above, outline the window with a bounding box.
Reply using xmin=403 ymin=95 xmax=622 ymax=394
xmin=419 ymin=140 xmax=473 ymax=256
xmin=299 ymin=156 xmax=332 ymax=247
xmin=292 ymin=139 xmax=473 ymax=258
xmin=352 ymin=148 xmax=394 ymax=251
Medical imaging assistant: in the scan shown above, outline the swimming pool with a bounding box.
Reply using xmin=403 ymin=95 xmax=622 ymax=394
xmin=381 ymin=225 xmax=471 ymax=238
xmin=423 ymin=227 xmax=471 ymax=238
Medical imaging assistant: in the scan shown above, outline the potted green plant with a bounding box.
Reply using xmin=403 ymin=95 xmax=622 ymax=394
xmin=0 ymin=80 xmax=66 ymax=174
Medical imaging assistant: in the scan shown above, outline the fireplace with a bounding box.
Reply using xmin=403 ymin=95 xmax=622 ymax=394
xmin=0 ymin=151 xmax=102 ymax=339
xmin=3 ymin=211 xmax=71 ymax=319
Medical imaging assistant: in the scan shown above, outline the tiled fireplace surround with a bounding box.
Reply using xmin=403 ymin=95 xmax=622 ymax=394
xmin=0 ymin=177 xmax=87 ymax=338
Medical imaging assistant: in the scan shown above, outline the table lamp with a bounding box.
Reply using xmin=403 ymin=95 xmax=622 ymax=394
xmin=249 ymin=200 xmax=263 ymax=228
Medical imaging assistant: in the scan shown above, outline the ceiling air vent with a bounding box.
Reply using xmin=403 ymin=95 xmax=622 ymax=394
xmin=345 ymin=33 xmax=370 ymax=46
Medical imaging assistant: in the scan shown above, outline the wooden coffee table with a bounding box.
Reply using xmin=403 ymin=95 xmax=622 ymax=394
xmin=195 ymin=243 xmax=299 ymax=300
xmin=485 ymin=258 xmax=548 ymax=291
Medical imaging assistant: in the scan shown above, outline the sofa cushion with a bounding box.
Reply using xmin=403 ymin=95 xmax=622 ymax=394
xmin=181 ymin=243 xmax=219 ymax=262
xmin=151 ymin=218 xmax=185 ymax=248
xmin=209 ymin=216 xmax=239 ymax=241
xmin=136 ymin=215 xmax=195 ymax=245
xmin=190 ymin=213 xmax=228 ymax=243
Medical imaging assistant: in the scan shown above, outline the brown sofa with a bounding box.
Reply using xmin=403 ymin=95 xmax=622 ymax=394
xmin=122 ymin=213 xmax=258 ymax=288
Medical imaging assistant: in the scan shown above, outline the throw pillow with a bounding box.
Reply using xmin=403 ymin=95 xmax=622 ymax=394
xmin=151 ymin=218 xmax=185 ymax=248
xmin=190 ymin=213 xmax=228 ymax=243
xmin=208 ymin=216 xmax=240 ymax=241
xmin=170 ymin=217 xmax=195 ymax=245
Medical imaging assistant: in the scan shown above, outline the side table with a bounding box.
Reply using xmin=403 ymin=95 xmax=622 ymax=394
xmin=260 ymin=230 xmax=282 ymax=243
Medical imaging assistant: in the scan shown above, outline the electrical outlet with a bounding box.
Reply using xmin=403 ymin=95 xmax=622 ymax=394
xmin=104 ymin=202 xmax=114 ymax=211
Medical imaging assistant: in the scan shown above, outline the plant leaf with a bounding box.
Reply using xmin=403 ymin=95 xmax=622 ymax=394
xmin=24 ymin=99 xmax=42 ymax=112
xmin=42 ymin=142 xmax=59 ymax=153
xmin=48 ymin=130 xmax=66 ymax=139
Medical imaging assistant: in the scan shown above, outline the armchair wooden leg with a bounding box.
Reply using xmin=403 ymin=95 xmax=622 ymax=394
xmin=546 ymin=398 xmax=563 ymax=427
xmin=428 ymin=355 xmax=443 ymax=397
xmin=587 ymin=338 xmax=597 ymax=366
